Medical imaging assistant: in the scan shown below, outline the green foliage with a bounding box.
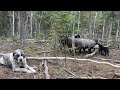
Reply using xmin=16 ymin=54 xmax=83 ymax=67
xmin=8 ymin=35 xmax=19 ymax=43
xmin=107 ymin=35 xmax=116 ymax=44
xmin=24 ymin=43 xmax=37 ymax=57
xmin=0 ymin=36 xmax=7 ymax=40
xmin=0 ymin=35 xmax=19 ymax=43
xmin=74 ymin=28 xmax=86 ymax=34
xmin=0 ymin=11 xmax=120 ymax=44
xmin=48 ymin=11 xmax=76 ymax=34
xmin=35 ymin=33 xmax=45 ymax=40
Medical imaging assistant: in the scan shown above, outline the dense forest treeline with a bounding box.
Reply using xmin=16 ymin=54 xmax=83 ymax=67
xmin=0 ymin=11 xmax=120 ymax=43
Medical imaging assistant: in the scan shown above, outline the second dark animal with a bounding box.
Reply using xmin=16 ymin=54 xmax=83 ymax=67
xmin=97 ymin=43 xmax=109 ymax=56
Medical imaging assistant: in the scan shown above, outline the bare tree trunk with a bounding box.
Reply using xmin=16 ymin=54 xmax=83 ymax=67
xmin=30 ymin=11 xmax=33 ymax=38
xmin=25 ymin=15 xmax=29 ymax=39
xmin=64 ymin=35 xmax=67 ymax=68
xmin=77 ymin=11 xmax=80 ymax=33
xmin=35 ymin=19 xmax=38 ymax=39
xmin=17 ymin=11 xmax=20 ymax=38
xmin=19 ymin=11 xmax=28 ymax=49
xmin=53 ymin=30 xmax=57 ymax=57
xmin=72 ymin=11 xmax=76 ymax=57
xmin=12 ymin=11 xmax=15 ymax=36
xmin=88 ymin=11 xmax=92 ymax=39
xmin=93 ymin=12 xmax=97 ymax=39
xmin=116 ymin=20 xmax=120 ymax=41
xmin=108 ymin=20 xmax=112 ymax=39
xmin=8 ymin=11 xmax=12 ymax=36
xmin=102 ymin=19 xmax=105 ymax=39
xmin=38 ymin=11 xmax=43 ymax=34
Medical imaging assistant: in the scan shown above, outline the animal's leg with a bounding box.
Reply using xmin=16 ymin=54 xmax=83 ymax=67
xmin=101 ymin=50 xmax=105 ymax=55
xmin=13 ymin=68 xmax=33 ymax=73
xmin=11 ymin=61 xmax=33 ymax=73
xmin=107 ymin=48 xmax=109 ymax=56
xmin=98 ymin=49 xmax=101 ymax=54
xmin=107 ymin=51 xmax=109 ymax=56
xmin=25 ymin=64 xmax=36 ymax=73
xmin=82 ymin=48 xmax=86 ymax=54
xmin=75 ymin=48 xmax=78 ymax=55
xmin=69 ymin=49 xmax=73 ymax=55
xmin=104 ymin=51 xmax=106 ymax=56
xmin=78 ymin=49 xmax=81 ymax=54
xmin=88 ymin=48 xmax=92 ymax=54
xmin=0 ymin=57 xmax=5 ymax=65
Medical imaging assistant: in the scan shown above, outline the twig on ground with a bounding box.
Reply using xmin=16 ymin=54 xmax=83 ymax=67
xmin=44 ymin=60 xmax=50 ymax=79
xmin=56 ymin=76 xmax=107 ymax=79
xmin=64 ymin=68 xmax=79 ymax=77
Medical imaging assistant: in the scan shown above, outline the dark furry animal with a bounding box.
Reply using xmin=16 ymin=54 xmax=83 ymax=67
xmin=75 ymin=34 xmax=80 ymax=38
xmin=97 ymin=43 xmax=109 ymax=56
xmin=60 ymin=36 xmax=97 ymax=54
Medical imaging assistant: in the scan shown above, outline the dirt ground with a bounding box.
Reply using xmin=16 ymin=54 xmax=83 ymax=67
xmin=0 ymin=41 xmax=120 ymax=79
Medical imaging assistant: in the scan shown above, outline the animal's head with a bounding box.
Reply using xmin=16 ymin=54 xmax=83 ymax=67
xmin=96 ymin=43 xmax=104 ymax=48
xmin=75 ymin=34 xmax=80 ymax=38
xmin=13 ymin=49 xmax=25 ymax=63
xmin=94 ymin=39 xmax=99 ymax=45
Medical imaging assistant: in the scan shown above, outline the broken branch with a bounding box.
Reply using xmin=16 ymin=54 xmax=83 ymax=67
xmin=56 ymin=76 xmax=107 ymax=79
xmin=44 ymin=60 xmax=50 ymax=79
xmin=85 ymin=49 xmax=98 ymax=58
xmin=26 ymin=57 xmax=120 ymax=68
xmin=64 ymin=68 xmax=79 ymax=77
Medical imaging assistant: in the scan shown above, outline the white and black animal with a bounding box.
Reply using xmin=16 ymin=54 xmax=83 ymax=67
xmin=75 ymin=34 xmax=80 ymax=38
xmin=97 ymin=43 xmax=109 ymax=56
xmin=0 ymin=49 xmax=36 ymax=73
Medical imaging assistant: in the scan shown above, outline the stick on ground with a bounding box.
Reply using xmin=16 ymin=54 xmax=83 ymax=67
xmin=64 ymin=68 xmax=79 ymax=77
xmin=44 ymin=60 xmax=50 ymax=79
xmin=27 ymin=57 xmax=120 ymax=68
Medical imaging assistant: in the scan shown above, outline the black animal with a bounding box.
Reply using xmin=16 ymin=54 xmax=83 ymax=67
xmin=60 ymin=36 xmax=78 ymax=55
xmin=75 ymin=34 xmax=80 ymax=38
xmin=97 ymin=43 xmax=109 ymax=56
xmin=60 ymin=36 xmax=97 ymax=54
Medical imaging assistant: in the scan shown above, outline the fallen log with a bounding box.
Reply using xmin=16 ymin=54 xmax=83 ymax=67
xmin=56 ymin=76 xmax=107 ymax=79
xmin=93 ymin=57 xmax=113 ymax=61
xmin=26 ymin=57 xmax=120 ymax=68
xmin=93 ymin=57 xmax=120 ymax=64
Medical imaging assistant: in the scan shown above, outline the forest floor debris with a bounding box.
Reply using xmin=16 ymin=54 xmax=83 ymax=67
xmin=0 ymin=41 xmax=120 ymax=79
